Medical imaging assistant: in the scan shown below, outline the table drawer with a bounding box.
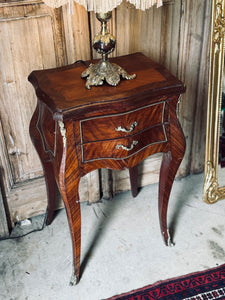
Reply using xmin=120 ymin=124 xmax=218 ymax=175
xmin=81 ymin=124 xmax=167 ymax=162
xmin=80 ymin=101 xmax=167 ymax=143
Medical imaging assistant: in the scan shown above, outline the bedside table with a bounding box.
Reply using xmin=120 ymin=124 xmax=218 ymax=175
xmin=28 ymin=52 xmax=186 ymax=284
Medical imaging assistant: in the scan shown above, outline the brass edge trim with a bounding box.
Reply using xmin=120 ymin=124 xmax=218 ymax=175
xmin=58 ymin=121 xmax=67 ymax=148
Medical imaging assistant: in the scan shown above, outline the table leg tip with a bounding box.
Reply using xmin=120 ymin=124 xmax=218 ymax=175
xmin=167 ymin=238 xmax=175 ymax=247
xmin=69 ymin=273 xmax=79 ymax=286
xmin=163 ymin=229 xmax=175 ymax=247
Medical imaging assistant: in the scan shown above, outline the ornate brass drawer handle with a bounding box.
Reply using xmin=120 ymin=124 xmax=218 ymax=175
xmin=115 ymin=121 xmax=138 ymax=133
xmin=116 ymin=140 xmax=138 ymax=151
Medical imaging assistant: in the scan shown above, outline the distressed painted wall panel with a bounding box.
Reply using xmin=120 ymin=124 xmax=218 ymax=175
xmin=109 ymin=0 xmax=210 ymax=193
xmin=175 ymin=1 xmax=210 ymax=176
xmin=0 ymin=14 xmax=60 ymax=183
xmin=62 ymin=2 xmax=91 ymax=63
xmin=190 ymin=1 xmax=211 ymax=172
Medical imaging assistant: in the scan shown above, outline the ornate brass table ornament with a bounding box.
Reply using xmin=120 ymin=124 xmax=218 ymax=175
xmin=81 ymin=12 xmax=136 ymax=89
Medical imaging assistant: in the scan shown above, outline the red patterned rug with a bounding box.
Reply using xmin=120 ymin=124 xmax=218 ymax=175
xmin=106 ymin=264 xmax=225 ymax=300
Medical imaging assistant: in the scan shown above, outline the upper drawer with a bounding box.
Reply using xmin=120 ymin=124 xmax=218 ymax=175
xmin=80 ymin=101 xmax=167 ymax=143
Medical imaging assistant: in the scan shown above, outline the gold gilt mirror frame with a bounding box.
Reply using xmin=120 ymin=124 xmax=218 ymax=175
xmin=203 ymin=0 xmax=225 ymax=203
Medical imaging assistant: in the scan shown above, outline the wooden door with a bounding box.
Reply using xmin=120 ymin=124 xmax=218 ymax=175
xmin=0 ymin=0 xmax=100 ymax=227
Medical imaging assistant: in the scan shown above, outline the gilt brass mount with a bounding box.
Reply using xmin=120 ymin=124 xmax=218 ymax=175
xmin=81 ymin=12 xmax=136 ymax=89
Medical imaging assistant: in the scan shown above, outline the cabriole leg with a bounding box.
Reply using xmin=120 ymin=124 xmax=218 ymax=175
xmin=59 ymin=176 xmax=81 ymax=285
xmin=158 ymin=97 xmax=186 ymax=246
xmin=29 ymin=104 xmax=57 ymax=225
xmin=159 ymin=151 xmax=178 ymax=246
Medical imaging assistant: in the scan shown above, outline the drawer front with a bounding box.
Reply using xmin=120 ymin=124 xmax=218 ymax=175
xmin=80 ymin=101 xmax=167 ymax=143
xmin=81 ymin=124 xmax=167 ymax=162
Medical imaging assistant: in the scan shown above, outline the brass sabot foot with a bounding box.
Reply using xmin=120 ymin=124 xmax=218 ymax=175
xmin=69 ymin=272 xmax=79 ymax=285
xmin=164 ymin=229 xmax=175 ymax=247
xmin=81 ymin=60 xmax=136 ymax=89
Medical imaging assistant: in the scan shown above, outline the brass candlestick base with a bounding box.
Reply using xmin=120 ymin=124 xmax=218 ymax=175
xmin=81 ymin=12 xmax=136 ymax=89
xmin=81 ymin=59 xmax=136 ymax=89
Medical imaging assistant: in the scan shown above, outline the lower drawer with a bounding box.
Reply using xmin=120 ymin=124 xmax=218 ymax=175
xmin=81 ymin=124 xmax=167 ymax=162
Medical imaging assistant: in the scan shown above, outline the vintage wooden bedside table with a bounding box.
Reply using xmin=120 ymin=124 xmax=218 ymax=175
xmin=28 ymin=52 xmax=186 ymax=284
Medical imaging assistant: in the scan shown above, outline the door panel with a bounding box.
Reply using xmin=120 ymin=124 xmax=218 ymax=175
xmin=0 ymin=15 xmax=59 ymax=182
xmin=0 ymin=2 xmax=100 ymax=225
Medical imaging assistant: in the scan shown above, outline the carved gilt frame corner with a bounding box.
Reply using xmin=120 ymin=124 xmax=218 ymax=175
xmin=203 ymin=0 xmax=225 ymax=203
